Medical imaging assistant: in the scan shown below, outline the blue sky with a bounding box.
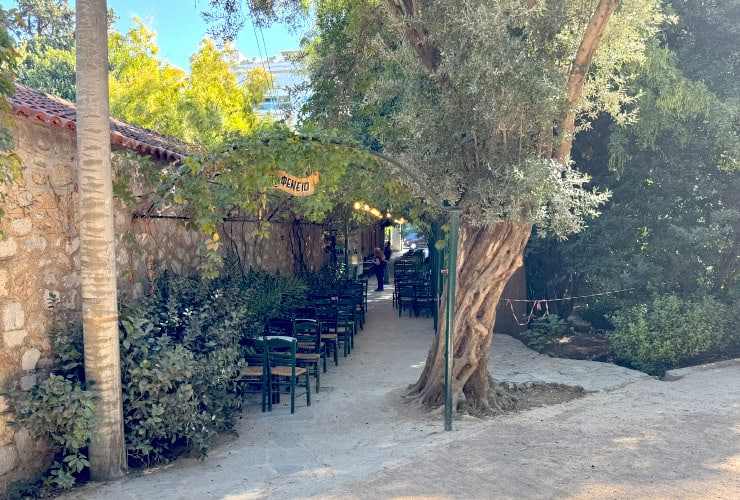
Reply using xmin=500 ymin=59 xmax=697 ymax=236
xmin=107 ymin=0 xmax=305 ymax=69
xmin=4 ymin=0 xmax=305 ymax=69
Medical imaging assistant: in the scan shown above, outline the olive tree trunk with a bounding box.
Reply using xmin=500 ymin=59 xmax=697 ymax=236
xmin=76 ymin=0 xmax=127 ymax=480
xmin=407 ymin=219 xmax=531 ymax=412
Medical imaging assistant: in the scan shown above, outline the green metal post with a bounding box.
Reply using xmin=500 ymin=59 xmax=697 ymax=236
xmin=344 ymin=222 xmax=350 ymax=274
xmin=444 ymin=208 xmax=461 ymax=431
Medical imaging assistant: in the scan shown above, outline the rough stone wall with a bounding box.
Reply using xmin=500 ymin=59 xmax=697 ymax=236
xmin=0 ymin=118 xmax=326 ymax=491
xmin=220 ymin=219 xmax=326 ymax=275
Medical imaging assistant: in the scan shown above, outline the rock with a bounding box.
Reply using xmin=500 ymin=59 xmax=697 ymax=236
xmin=2 ymin=302 xmax=25 ymax=331
xmin=21 ymin=348 xmax=41 ymax=371
xmin=20 ymin=374 xmax=37 ymax=391
xmin=0 ymin=270 xmax=9 ymax=297
xmin=10 ymin=218 xmax=32 ymax=236
xmin=13 ymin=428 xmax=35 ymax=465
xmin=0 ymin=445 xmax=18 ymax=475
xmin=0 ymin=237 xmax=18 ymax=259
xmin=3 ymin=329 xmax=27 ymax=347
xmin=24 ymin=236 xmax=47 ymax=252
xmin=0 ymin=395 xmax=8 ymax=413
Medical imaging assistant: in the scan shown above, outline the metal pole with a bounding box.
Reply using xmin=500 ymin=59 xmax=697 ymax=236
xmin=344 ymin=221 xmax=350 ymax=275
xmin=444 ymin=208 xmax=461 ymax=431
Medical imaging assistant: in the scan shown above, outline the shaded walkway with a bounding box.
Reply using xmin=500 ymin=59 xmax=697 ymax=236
xmin=65 ymin=286 xmax=740 ymax=499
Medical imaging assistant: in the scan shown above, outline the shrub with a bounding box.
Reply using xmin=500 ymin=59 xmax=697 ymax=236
xmin=607 ymin=294 xmax=715 ymax=375
xmin=522 ymin=315 xmax=570 ymax=352
xmin=4 ymin=374 xmax=98 ymax=491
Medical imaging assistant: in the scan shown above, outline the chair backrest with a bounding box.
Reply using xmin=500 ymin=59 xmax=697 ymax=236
xmin=315 ymin=306 xmax=338 ymax=332
xmin=294 ymin=307 xmax=317 ymax=320
xmin=243 ymin=337 xmax=267 ymax=368
xmin=293 ymin=319 xmax=321 ymax=353
xmin=335 ymin=305 xmax=354 ymax=331
xmin=265 ymin=336 xmax=297 ymax=373
xmin=266 ymin=317 xmax=293 ymax=336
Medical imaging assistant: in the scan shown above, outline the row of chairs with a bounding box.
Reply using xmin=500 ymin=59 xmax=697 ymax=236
xmin=239 ymin=280 xmax=368 ymax=414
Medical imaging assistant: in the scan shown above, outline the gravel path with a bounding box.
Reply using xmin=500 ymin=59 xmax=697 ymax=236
xmin=64 ymin=286 xmax=740 ymax=499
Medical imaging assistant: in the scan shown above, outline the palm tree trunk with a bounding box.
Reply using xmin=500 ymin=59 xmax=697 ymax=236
xmin=76 ymin=0 xmax=127 ymax=480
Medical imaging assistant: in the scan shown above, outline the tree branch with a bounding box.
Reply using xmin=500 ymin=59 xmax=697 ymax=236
xmin=556 ymin=0 xmax=621 ymax=162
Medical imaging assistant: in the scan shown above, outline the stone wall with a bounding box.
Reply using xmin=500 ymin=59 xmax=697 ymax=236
xmin=0 ymin=118 xmax=326 ymax=491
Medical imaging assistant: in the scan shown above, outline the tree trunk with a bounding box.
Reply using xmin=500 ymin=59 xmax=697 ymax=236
xmin=76 ymin=0 xmax=127 ymax=480
xmin=407 ymin=219 xmax=531 ymax=412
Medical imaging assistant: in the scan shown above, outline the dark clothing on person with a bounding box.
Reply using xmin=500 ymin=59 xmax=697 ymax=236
xmin=384 ymin=243 xmax=392 ymax=261
xmin=373 ymin=255 xmax=385 ymax=291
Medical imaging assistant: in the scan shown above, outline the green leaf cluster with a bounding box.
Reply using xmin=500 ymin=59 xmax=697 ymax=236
xmin=4 ymin=374 xmax=98 ymax=492
xmin=607 ymin=294 xmax=721 ymax=376
xmin=521 ymin=314 xmax=570 ymax=353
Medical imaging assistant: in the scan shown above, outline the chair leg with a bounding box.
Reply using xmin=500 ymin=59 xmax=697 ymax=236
xmin=315 ymin=362 xmax=320 ymax=393
xmin=290 ymin=376 xmax=295 ymax=414
xmin=306 ymin=372 xmax=311 ymax=407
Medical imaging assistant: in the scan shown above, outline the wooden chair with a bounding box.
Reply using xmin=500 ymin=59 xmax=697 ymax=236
xmin=265 ymin=336 xmax=310 ymax=414
xmin=398 ymin=283 xmax=416 ymax=317
xmin=316 ymin=306 xmax=340 ymax=366
xmin=265 ymin=317 xmax=293 ymax=336
xmin=414 ymin=282 xmax=434 ymax=317
xmin=335 ymin=305 xmax=355 ymax=355
xmin=238 ymin=338 xmax=270 ymax=412
xmin=293 ymin=319 xmax=325 ymax=392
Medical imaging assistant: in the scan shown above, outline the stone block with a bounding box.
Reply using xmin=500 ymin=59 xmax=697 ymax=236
xmin=0 ymin=396 xmax=7 ymax=413
xmin=0 ymin=415 xmax=14 ymax=446
xmin=9 ymin=218 xmax=32 ymax=236
xmin=17 ymin=191 xmax=34 ymax=207
xmin=2 ymin=303 xmax=25 ymax=331
xmin=0 ymin=445 xmax=18 ymax=475
xmin=31 ymin=172 xmax=46 ymax=185
xmin=24 ymin=236 xmax=47 ymax=252
xmin=49 ymin=164 xmax=72 ymax=191
xmin=21 ymin=348 xmax=41 ymax=371
xmin=3 ymin=329 xmax=27 ymax=347
xmin=0 ymin=270 xmax=9 ymax=298
xmin=13 ymin=428 xmax=34 ymax=465
xmin=0 ymin=237 xmax=18 ymax=259
xmin=20 ymin=374 xmax=36 ymax=391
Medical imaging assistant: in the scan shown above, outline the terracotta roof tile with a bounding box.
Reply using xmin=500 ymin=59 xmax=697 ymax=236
xmin=8 ymin=83 xmax=191 ymax=162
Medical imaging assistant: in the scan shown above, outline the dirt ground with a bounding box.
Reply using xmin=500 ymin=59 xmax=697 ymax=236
xmin=63 ymin=284 xmax=740 ymax=500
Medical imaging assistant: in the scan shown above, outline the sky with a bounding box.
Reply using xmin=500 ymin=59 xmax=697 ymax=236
xmin=107 ymin=0 xmax=305 ymax=69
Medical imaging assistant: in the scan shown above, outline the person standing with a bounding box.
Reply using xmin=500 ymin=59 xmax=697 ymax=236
xmin=373 ymin=247 xmax=386 ymax=291
xmin=383 ymin=241 xmax=392 ymax=284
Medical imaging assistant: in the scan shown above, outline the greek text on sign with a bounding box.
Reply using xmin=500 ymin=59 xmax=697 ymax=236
xmin=274 ymin=170 xmax=319 ymax=196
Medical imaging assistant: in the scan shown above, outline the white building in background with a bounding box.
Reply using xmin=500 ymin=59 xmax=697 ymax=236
xmin=241 ymin=51 xmax=309 ymax=122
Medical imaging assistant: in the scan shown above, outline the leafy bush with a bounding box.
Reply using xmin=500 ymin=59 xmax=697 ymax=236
xmin=5 ymin=374 xmax=98 ymax=491
xmin=522 ymin=315 xmax=570 ymax=352
xmin=607 ymin=294 xmax=716 ymax=375
xmin=6 ymin=269 xmax=311 ymax=489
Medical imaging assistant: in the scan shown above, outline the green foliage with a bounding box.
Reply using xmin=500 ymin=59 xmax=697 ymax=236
xmin=522 ymin=315 xmax=570 ymax=353
xmin=302 ymin=0 xmax=664 ymax=234
xmin=109 ymin=20 xmax=271 ymax=146
xmin=607 ymin=294 xmax=717 ymax=375
xmin=4 ymin=374 xmax=98 ymax=491
xmin=157 ymin=122 xmax=392 ymax=277
xmin=121 ymin=270 xmax=306 ymax=466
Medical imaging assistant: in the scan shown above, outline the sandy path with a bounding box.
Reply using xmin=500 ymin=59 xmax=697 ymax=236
xmin=64 ymin=286 xmax=740 ymax=499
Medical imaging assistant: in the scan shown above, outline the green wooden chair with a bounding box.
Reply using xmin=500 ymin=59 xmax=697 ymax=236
xmin=293 ymin=318 xmax=325 ymax=393
xmin=335 ymin=304 xmax=355 ymax=354
xmin=316 ymin=306 xmax=340 ymax=366
xmin=265 ymin=336 xmax=311 ymax=414
xmin=238 ymin=338 xmax=270 ymax=412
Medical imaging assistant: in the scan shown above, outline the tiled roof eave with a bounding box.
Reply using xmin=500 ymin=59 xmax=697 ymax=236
xmin=7 ymin=83 xmax=189 ymax=163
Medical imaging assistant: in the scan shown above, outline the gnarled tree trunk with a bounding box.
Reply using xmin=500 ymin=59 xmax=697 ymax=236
xmin=407 ymin=218 xmax=531 ymax=412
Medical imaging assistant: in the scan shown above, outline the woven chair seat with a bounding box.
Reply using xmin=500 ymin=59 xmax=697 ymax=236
xmin=296 ymin=352 xmax=321 ymax=361
xmin=271 ymin=365 xmax=308 ymax=377
xmin=239 ymin=366 xmax=263 ymax=377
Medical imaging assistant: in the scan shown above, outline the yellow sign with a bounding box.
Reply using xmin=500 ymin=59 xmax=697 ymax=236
xmin=273 ymin=170 xmax=319 ymax=196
